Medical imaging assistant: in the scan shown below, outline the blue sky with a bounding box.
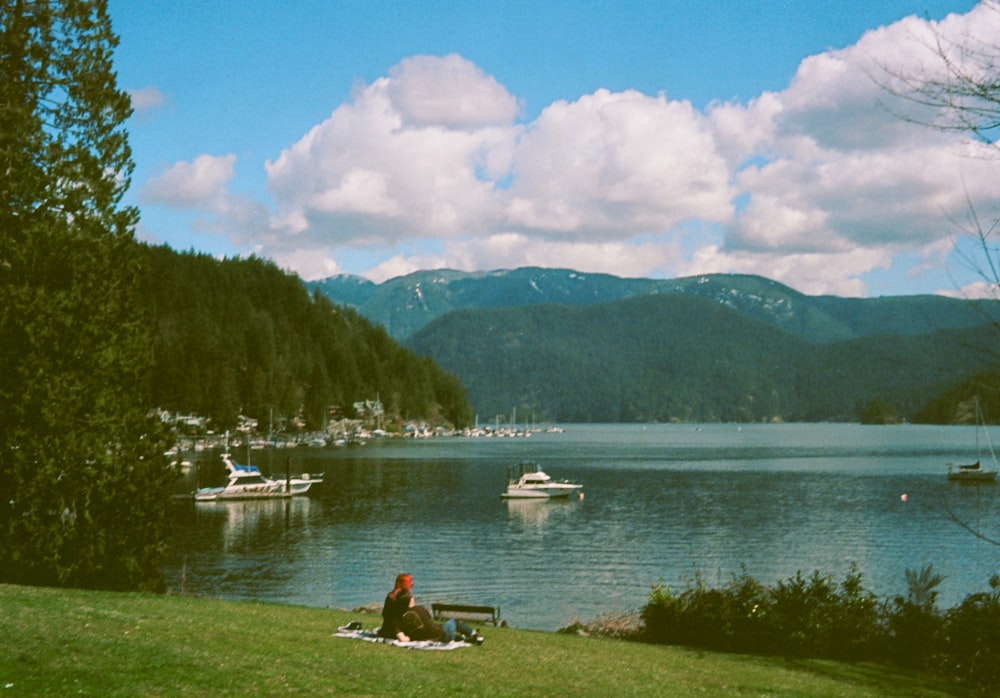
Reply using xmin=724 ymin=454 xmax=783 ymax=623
xmin=109 ymin=1 xmax=998 ymax=297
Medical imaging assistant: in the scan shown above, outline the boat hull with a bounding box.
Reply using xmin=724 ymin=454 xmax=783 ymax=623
xmin=193 ymin=454 xmax=323 ymax=501
xmin=947 ymin=470 xmax=997 ymax=482
xmin=501 ymin=484 xmax=582 ymax=499
xmin=947 ymin=459 xmax=997 ymax=482
xmin=193 ymin=487 xmax=225 ymax=501
xmin=195 ymin=484 xmax=292 ymax=501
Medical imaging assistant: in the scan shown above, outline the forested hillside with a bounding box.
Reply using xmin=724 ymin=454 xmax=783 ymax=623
xmin=407 ymin=294 xmax=1000 ymax=423
xmin=139 ymin=245 xmax=471 ymax=431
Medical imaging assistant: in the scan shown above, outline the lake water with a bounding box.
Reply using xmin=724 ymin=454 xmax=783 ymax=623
xmin=164 ymin=423 xmax=1000 ymax=631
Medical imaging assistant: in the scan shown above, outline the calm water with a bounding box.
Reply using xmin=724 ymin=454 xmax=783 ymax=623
xmin=164 ymin=423 xmax=1000 ymax=631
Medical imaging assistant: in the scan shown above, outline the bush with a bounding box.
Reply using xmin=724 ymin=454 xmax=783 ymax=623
xmin=640 ymin=567 xmax=884 ymax=659
xmin=638 ymin=565 xmax=1000 ymax=690
xmin=884 ymin=563 xmax=945 ymax=670
xmin=639 ymin=582 xmax=681 ymax=646
xmin=941 ymin=575 xmax=1000 ymax=689
xmin=639 ymin=575 xmax=743 ymax=651
xmin=885 ymin=597 xmax=944 ymax=669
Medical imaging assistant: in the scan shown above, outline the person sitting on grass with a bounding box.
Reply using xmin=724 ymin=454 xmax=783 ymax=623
xmin=378 ymin=573 xmax=484 ymax=645
xmin=378 ymin=573 xmax=414 ymax=641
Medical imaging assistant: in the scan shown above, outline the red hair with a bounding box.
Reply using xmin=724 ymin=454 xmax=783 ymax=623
xmin=394 ymin=573 xmax=413 ymax=594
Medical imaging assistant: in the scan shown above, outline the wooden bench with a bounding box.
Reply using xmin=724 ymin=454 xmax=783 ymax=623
xmin=431 ymin=602 xmax=500 ymax=626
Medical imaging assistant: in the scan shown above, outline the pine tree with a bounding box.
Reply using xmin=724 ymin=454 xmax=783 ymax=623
xmin=0 ymin=0 xmax=175 ymax=591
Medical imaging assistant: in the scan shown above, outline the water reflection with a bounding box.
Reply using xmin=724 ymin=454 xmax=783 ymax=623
xmin=192 ymin=498 xmax=315 ymax=551
xmin=505 ymin=498 xmax=579 ymax=528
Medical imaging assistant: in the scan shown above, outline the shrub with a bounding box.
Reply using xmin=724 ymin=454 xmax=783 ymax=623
xmin=640 ymin=567 xmax=882 ymax=660
xmin=885 ymin=597 xmax=944 ymax=668
xmin=884 ymin=563 xmax=945 ymax=669
xmin=639 ymin=582 xmax=681 ymax=646
xmin=941 ymin=575 xmax=1000 ymax=689
xmin=638 ymin=565 xmax=1000 ymax=690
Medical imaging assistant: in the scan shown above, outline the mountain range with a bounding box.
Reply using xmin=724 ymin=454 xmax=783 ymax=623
xmin=307 ymin=268 xmax=1000 ymax=423
xmin=307 ymin=268 xmax=998 ymax=343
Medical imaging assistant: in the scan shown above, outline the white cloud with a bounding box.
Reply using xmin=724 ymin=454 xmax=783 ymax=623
xmin=262 ymin=79 xmax=736 ymax=260
xmin=506 ymin=89 xmax=735 ymax=238
xmin=709 ymin=2 xmax=1000 ymax=293
xmin=469 ymin=235 xmax=677 ymax=278
xmin=128 ymin=86 xmax=168 ymax=117
xmin=309 ymin=169 xmax=401 ymax=217
xmin=367 ymin=254 xmax=449 ymax=284
xmin=368 ymin=233 xmax=681 ymax=282
xmin=269 ymin=247 xmax=342 ymax=281
xmin=679 ymin=243 xmax=892 ymax=298
xmin=141 ymin=154 xmax=237 ymax=211
xmin=141 ymin=3 xmax=1000 ymax=295
xmin=263 ymin=60 xmax=516 ymax=247
xmin=726 ymin=142 xmax=989 ymax=254
xmin=387 ymin=54 xmax=522 ymax=128
xmin=939 ymin=280 xmax=1000 ymax=300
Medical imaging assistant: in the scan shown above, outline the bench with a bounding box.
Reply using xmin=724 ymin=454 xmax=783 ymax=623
xmin=431 ymin=602 xmax=500 ymax=626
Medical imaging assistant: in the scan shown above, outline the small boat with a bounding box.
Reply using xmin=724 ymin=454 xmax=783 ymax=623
xmin=947 ymin=461 xmax=997 ymax=482
xmin=947 ymin=399 xmax=998 ymax=483
xmin=194 ymin=454 xmax=323 ymax=501
xmin=501 ymin=461 xmax=582 ymax=499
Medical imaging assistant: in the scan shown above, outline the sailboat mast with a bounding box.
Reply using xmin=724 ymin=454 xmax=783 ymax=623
xmin=976 ymin=398 xmax=981 ymax=459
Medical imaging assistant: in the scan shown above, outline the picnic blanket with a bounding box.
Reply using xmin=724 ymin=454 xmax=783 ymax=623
xmin=334 ymin=625 xmax=470 ymax=650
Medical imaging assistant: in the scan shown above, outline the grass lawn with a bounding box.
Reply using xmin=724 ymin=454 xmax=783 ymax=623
xmin=0 ymin=584 xmax=971 ymax=696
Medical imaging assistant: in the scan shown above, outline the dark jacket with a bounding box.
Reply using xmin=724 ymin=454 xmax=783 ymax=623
xmin=401 ymin=604 xmax=445 ymax=641
xmin=378 ymin=590 xmax=412 ymax=639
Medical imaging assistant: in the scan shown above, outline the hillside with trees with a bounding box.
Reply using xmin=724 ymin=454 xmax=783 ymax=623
xmin=310 ymin=267 xmax=1000 ymax=424
xmin=140 ymin=245 xmax=472 ymax=433
xmin=407 ymin=294 xmax=999 ymax=423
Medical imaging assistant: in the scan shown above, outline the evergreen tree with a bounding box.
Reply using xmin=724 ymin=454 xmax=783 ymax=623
xmin=138 ymin=246 xmax=473 ymax=432
xmin=0 ymin=0 xmax=174 ymax=591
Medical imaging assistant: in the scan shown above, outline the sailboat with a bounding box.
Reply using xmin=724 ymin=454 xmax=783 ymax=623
xmin=948 ymin=399 xmax=999 ymax=482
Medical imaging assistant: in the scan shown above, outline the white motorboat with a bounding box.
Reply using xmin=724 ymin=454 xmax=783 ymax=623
xmin=194 ymin=453 xmax=322 ymax=501
xmin=501 ymin=461 xmax=582 ymax=499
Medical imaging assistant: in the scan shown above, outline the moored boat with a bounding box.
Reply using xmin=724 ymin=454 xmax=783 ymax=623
xmin=194 ymin=453 xmax=323 ymax=501
xmin=947 ymin=399 xmax=999 ymax=483
xmin=501 ymin=461 xmax=582 ymax=499
xmin=947 ymin=461 xmax=997 ymax=482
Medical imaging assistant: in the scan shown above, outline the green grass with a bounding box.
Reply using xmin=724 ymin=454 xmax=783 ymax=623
xmin=0 ymin=584 xmax=971 ymax=697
